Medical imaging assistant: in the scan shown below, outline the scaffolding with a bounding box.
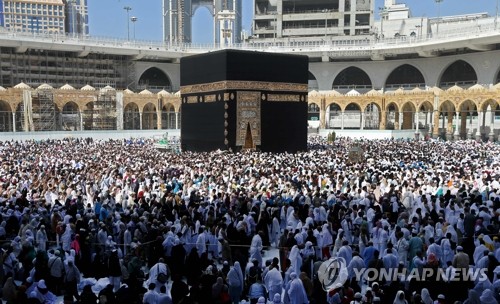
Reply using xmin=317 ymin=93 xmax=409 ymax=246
xmin=0 ymin=48 xmax=130 ymax=90
xmin=90 ymin=91 xmax=116 ymax=130
xmin=31 ymin=90 xmax=56 ymax=131
xmin=178 ymin=0 xmax=185 ymax=43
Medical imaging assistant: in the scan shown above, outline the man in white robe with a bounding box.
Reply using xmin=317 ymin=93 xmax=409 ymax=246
xmin=147 ymin=258 xmax=168 ymax=293
xmin=196 ymin=227 xmax=206 ymax=258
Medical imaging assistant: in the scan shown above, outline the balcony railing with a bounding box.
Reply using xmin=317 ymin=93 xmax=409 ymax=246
xmin=0 ymin=17 xmax=497 ymax=56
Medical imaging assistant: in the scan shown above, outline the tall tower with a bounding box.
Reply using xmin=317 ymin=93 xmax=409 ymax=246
xmin=1 ymin=0 xmax=66 ymax=33
xmin=64 ymin=0 xmax=89 ymax=35
xmin=162 ymin=0 xmax=242 ymax=45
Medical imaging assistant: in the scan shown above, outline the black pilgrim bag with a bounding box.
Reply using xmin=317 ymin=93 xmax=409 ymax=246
xmin=156 ymin=264 xmax=168 ymax=283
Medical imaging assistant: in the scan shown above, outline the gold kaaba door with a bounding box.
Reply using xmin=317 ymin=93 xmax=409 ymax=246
xmin=243 ymin=123 xmax=254 ymax=150
xmin=236 ymin=91 xmax=261 ymax=149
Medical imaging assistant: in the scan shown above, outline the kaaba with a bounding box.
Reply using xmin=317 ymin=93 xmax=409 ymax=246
xmin=180 ymin=49 xmax=309 ymax=153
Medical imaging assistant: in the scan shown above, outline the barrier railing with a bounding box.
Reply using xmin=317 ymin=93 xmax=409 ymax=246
xmin=0 ymin=17 xmax=498 ymax=56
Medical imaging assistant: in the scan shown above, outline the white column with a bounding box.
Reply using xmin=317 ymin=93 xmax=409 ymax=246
xmin=80 ymin=112 xmax=83 ymax=130
xmin=468 ymin=112 xmax=474 ymax=138
xmin=399 ymin=111 xmax=403 ymax=130
xmin=454 ymin=111 xmax=460 ymax=137
xmin=219 ymin=19 xmax=225 ymax=47
xmin=360 ymin=112 xmax=365 ymax=130
xmin=477 ymin=111 xmax=483 ymax=139
xmin=489 ymin=109 xmax=495 ymax=139
xmin=12 ymin=112 xmax=16 ymax=132
xmin=341 ymin=110 xmax=345 ymax=130
xmin=415 ymin=111 xmax=419 ymax=133
xmin=139 ymin=111 xmax=143 ymax=130
xmin=175 ymin=112 xmax=179 ymax=129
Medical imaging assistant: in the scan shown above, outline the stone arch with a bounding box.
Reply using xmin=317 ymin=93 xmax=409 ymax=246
xmin=476 ymin=99 xmax=500 ymax=140
xmin=308 ymin=71 xmax=319 ymax=91
xmin=439 ymin=60 xmax=478 ymax=88
xmin=0 ymin=100 xmax=12 ymax=132
xmin=82 ymin=102 xmax=94 ymax=130
xmin=124 ymin=102 xmax=140 ymax=130
xmin=332 ymin=67 xmax=372 ymax=91
xmin=385 ymin=64 xmax=425 ymax=89
xmin=60 ymin=101 xmax=81 ymax=131
xmin=439 ymin=100 xmax=456 ymax=113
xmin=363 ymin=102 xmax=381 ymax=130
xmin=457 ymin=100 xmax=478 ymax=139
xmin=401 ymin=102 xmax=416 ymax=130
xmin=385 ymin=102 xmax=399 ymax=130
xmin=418 ymin=101 xmax=434 ymax=132
xmin=138 ymin=67 xmax=172 ymax=91
xmin=162 ymin=103 xmax=176 ymax=129
xmin=308 ymin=103 xmax=320 ymax=121
xmin=438 ymin=100 xmax=456 ymax=137
xmin=496 ymin=67 xmax=500 ymax=84
xmin=344 ymin=102 xmax=362 ymax=129
xmin=480 ymin=99 xmax=500 ymax=112
xmin=142 ymin=102 xmax=157 ymax=130
xmin=326 ymin=102 xmax=342 ymax=129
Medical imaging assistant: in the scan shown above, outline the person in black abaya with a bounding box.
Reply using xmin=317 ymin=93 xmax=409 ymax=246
xmin=170 ymin=238 xmax=186 ymax=278
xmin=256 ymin=210 xmax=270 ymax=247
xmin=186 ymin=248 xmax=202 ymax=286
xmin=171 ymin=274 xmax=189 ymax=304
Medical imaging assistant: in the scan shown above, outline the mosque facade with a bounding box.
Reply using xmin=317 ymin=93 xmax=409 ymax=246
xmin=0 ymin=2 xmax=499 ymax=140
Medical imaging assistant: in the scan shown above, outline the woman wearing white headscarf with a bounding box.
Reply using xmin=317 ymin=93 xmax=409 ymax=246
xmin=249 ymin=232 xmax=263 ymax=267
xmin=36 ymin=225 xmax=48 ymax=252
xmin=332 ymin=228 xmax=344 ymax=256
xmin=289 ymin=245 xmax=302 ymax=274
xmin=12 ymin=236 xmax=22 ymax=257
xmin=287 ymin=272 xmax=308 ymax=304
xmin=440 ymin=233 xmax=454 ymax=266
xmin=420 ymin=288 xmax=433 ymax=304
xmin=480 ymin=289 xmax=499 ymax=304
xmin=227 ymin=261 xmax=244 ymax=304
xmin=393 ymin=290 xmax=408 ymax=304
xmin=271 ymin=213 xmax=281 ymax=247
xmin=61 ymin=223 xmax=72 ymax=251
xmin=264 ymin=266 xmax=283 ymax=302
xmin=444 ymin=224 xmax=458 ymax=244
xmin=464 ymin=290 xmax=481 ymax=304
xmin=321 ymin=224 xmax=333 ymax=259
xmin=301 ymin=241 xmax=315 ymax=278
xmin=287 ymin=208 xmax=299 ymax=230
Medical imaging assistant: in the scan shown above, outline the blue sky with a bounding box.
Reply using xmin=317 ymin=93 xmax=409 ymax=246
xmin=88 ymin=0 xmax=498 ymax=43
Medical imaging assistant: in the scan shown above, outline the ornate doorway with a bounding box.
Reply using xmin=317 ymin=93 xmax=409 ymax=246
xmin=243 ymin=123 xmax=254 ymax=149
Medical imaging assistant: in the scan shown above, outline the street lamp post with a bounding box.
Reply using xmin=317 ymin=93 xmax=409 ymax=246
xmin=131 ymin=16 xmax=138 ymax=40
xmin=379 ymin=7 xmax=386 ymax=39
xmin=322 ymin=9 xmax=330 ymax=39
xmin=496 ymin=0 xmax=499 ymax=29
xmin=124 ymin=6 xmax=132 ymax=40
xmin=435 ymin=0 xmax=443 ymax=36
